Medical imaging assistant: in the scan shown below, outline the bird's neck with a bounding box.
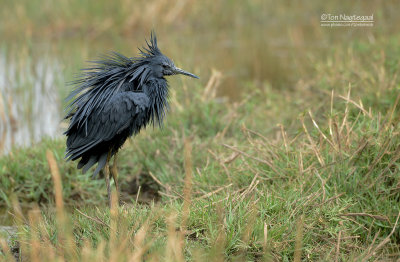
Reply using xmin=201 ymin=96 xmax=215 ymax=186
xmin=143 ymin=77 xmax=169 ymax=126
xmin=143 ymin=77 xmax=168 ymax=98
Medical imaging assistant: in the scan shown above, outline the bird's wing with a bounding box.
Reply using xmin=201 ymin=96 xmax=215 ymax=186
xmin=65 ymin=53 xmax=142 ymax=134
xmin=65 ymin=92 xmax=149 ymax=160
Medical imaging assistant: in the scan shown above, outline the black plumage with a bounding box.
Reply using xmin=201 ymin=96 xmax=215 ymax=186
xmin=64 ymin=32 xmax=198 ymax=206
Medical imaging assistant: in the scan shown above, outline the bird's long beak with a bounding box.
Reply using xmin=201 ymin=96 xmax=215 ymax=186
xmin=173 ymin=67 xmax=199 ymax=79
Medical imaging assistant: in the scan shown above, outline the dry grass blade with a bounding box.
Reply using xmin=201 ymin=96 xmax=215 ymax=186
xmin=262 ymin=222 xmax=273 ymax=260
xmin=362 ymin=137 xmax=391 ymax=182
xmin=293 ymin=215 xmax=304 ymax=262
xmin=337 ymin=94 xmax=372 ymax=118
xmin=339 ymin=86 xmax=351 ymax=135
xmin=75 ymin=209 xmax=110 ymax=228
xmin=46 ymin=149 xmax=76 ymax=259
xmin=238 ymin=173 xmax=259 ymax=203
xmin=289 ymin=190 xmax=322 ymax=220
xmin=27 ymin=209 xmax=41 ymax=262
xmin=208 ymin=203 xmax=226 ymax=262
xmin=359 ymin=211 xmax=400 ymax=261
xmin=238 ymin=200 xmax=258 ymax=259
xmin=308 ymin=110 xmax=337 ymax=151
xmin=202 ymin=69 xmax=222 ymax=101
xmin=349 ymin=137 xmax=369 ymax=163
xmin=368 ymin=145 xmax=400 ymax=189
xmin=149 ymin=171 xmax=171 ymax=192
xmin=110 ymin=191 xmax=119 ymax=262
xmin=208 ymin=148 xmax=232 ymax=182
xmin=182 ymin=138 xmax=193 ymax=230
xmin=329 ymin=89 xmax=334 ymax=137
xmin=129 ymin=220 xmax=150 ymax=262
xmin=223 ymin=152 xmax=240 ymax=164
xmin=223 ymin=143 xmax=285 ymax=177
xmin=300 ymin=116 xmax=325 ymax=166
xmin=165 ymin=212 xmax=184 ymax=262
xmin=194 ymin=183 xmax=232 ymax=200
xmin=332 ymin=118 xmax=342 ymax=157
xmin=339 ymin=213 xmax=389 ymax=222
xmin=278 ymin=124 xmax=289 ymax=153
xmin=385 ymin=92 xmax=400 ymax=130
xmin=314 ymin=170 xmax=326 ymax=202
xmin=315 ymin=193 xmax=344 ymax=207
xmin=335 ymin=229 xmax=341 ymax=262
xmin=298 ymin=151 xmax=304 ymax=174
xmin=46 ymin=150 xmax=64 ymax=213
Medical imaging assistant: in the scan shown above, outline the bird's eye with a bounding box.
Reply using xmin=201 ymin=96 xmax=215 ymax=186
xmin=162 ymin=64 xmax=168 ymax=68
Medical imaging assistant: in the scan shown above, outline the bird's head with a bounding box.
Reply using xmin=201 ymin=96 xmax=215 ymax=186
xmin=138 ymin=32 xmax=199 ymax=79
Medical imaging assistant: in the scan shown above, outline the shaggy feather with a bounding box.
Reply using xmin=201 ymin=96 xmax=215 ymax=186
xmin=64 ymin=31 xmax=197 ymax=177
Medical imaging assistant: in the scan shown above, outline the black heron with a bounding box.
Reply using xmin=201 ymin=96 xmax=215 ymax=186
xmin=64 ymin=32 xmax=199 ymax=206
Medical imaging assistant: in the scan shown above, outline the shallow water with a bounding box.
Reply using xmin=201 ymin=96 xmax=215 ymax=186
xmin=0 ymin=54 xmax=62 ymax=154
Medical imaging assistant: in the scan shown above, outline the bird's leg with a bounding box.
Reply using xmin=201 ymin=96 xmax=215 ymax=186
xmin=104 ymin=152 xmax=112 ymax=208
xmin=110 ymin=153 xmax=120 ymax=205
xmin=104 ymin=162 xmax=111 ymax=208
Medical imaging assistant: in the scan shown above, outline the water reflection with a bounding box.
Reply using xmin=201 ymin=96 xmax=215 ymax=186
xmin=0 ymin=54 xmax=61 ymax=154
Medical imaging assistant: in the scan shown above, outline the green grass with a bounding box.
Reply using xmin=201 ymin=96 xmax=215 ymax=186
xmin=1 ymin=0 xmax=400 ymax=261
xmin=1 ymin=41 xmax=400 ymax=259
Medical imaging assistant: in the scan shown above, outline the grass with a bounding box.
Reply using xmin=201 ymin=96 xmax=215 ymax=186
xmin=1 ymin=0 xmax=400 ymax=261
xmin=2 ymin=45 xmax=400 ymax=259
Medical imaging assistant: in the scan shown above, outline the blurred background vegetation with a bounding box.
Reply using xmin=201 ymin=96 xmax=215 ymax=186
xmin=1 ymin=0 xmax=400 ymax=261
xmin=1 ymin=0 xmax=398 ymax=92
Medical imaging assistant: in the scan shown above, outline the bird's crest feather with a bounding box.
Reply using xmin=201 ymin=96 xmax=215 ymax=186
xmin=138 ymin=31 xmax=161 ymax=58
